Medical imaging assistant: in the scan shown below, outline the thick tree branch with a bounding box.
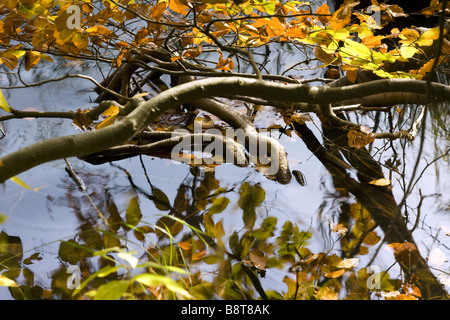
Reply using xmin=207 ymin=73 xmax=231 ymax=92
xmin=1 ymin=77 xmax=449 ymax=183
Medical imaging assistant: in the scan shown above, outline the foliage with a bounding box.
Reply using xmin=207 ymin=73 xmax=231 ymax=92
xmin=0 ymin=167 xmax=429 ymax=300
xmin=0 ymin=0 xmax=448 ymax=80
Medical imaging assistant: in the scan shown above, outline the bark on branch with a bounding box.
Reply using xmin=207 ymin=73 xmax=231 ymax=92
xmin=1 ymin=77 xmax=449 ymax=183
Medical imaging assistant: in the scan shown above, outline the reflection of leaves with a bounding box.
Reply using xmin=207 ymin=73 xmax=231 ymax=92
xmin=58 ymin=239 xmax=89 ymax=265
xmin=368 ymin=178 xmax=391 ymax=186
xmin=347 ymin=130 xmax=374 ymax=149
xmin=155 ymin=216 xmax=183 ymax=238
xmin=389 ymin=242 xmax=420 ymax=265
xmin=93 ymin=280 xmax=130 ymax=300
xmin=125 ymin=196 xmax=142 ymax=226
xmin=207 ymin=197 xmax=230 ymax=214
xmin=254 ymin=217 xmax=277 ymax=240
xmin=152 ymin=188 xmax=172 ymax=211
xmin=0 ymin=231 xmax=23 ymax=259
xmin=247 ymin=249 xmax=268 ymax=276
xmin=238 ymin=182 xmax=265 ymax=229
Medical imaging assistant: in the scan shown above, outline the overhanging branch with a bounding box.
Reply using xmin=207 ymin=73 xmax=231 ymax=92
xmin=1 ymin=77 xmax=449 ymax=183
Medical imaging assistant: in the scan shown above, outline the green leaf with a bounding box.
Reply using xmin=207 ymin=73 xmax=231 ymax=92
xmin=207 ymin=197 xmax=230 ymax=214
xmin=133 ymin=274 xmax=191 ymax=298
xmin=125 ymin=196 xmax=142 ymax=226
xmin=343 ymin=39 xmax=371 ymax=59
xmin=0 ymin=89 xmax=12 ymax=113
xmin=0 ymin=214 xmax=7 ymax=224
xmin=254 ymin=216 xmax=277 ymax=239
xmin=238 ymin=182 xmax=265 ymax=229
xmin=93 ymin=280 xmax=130 ymax=300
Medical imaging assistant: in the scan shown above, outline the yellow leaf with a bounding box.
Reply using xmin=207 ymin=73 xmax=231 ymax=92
xmin=368 ymin=178 xmax=391 ymax=186
xmin=335 ymin=258 xmax=359 ymax=269
xmin=0 ymin=89 xmax=12 ymax=113
xmin=10 ymin=176 xmax=42 ymax=191
xmin=101 ymin=105 xmax=120 ymax=117
xmin=96 ymin=114 xmax=117 ymax=129
xmin=400 ymin=45 xmax=418 ymax=59
xmin=0 ymin=274 xmax=18 ymax=287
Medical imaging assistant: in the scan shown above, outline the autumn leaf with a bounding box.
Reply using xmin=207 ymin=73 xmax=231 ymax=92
xmin=313 ymin=46 xmax=336 ymax=65
xmin=347 ymin=130 xmax=375 ymax=149
xmin=10 ymin=176 xmax=42 ymax=191
xmin=183 ymin=44 xmax=203 ymax=59
xmin=248 ymin=248 xmax=268 ymax=275
xmin=0 ymin=274 xmax=18 ymax=287
xmin=284 ymin=27 xmax=307 ymax=39
xmin=149 ymin=1 xmax=167 ymax=21
xmin=388 ymin=242 xmax=421 ymax=265
xmin=73 ymin=109 xmax=93 ymax=130
xmin=335 ymin=258 xmax=359 ymax=269
xmin=330 ymin=2 xmax=358 ymax=31
xmin=0 ymin=89 xmax=12 ymax=113
xmin=368 ymin=178 xmax=391 ymax=186
xmin=316 ymin=3 xmax=331 ymax=25
xmin=342 ymin=65 xmax=358 ymax=83
xmin=325 ymin=269 xmax=345 ymax=278
xmin=177 ymin=241 xmax=192 ymax=250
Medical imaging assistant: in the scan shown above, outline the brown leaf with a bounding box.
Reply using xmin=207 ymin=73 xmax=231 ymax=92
xmin=389 ymin=242 xmax=421 ymax=265
xmin=313 ymin=46 xmax=335 ymax=65
xmin=249 ymin=249 xmax=268 ymax=271
xmin=347 ymin=130 xmax=374 ymax=149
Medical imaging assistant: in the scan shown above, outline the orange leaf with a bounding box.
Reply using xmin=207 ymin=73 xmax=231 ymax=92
xmin=24 ymin=51 xmax=41 ymax=71
xmin=330 ymin=4 xmax=352 ymax=31
xmin=177 ymin=241 xmax=192 ymax=250
xmin=343 ymin=65 xmax=358 ymax=83
xmin=362 ymin=35 xmax=383 ymax=48
xmin=325 ymin=269 xmax=345 ymax=278
xmin=284 ymin=27 xmax=307 ymax=39
xmin=316 ymin=3 xmax=331 ymax=25
xmin=73 ymin=109 xmax=93 ymax=131
xmin=183 ymin=44 xmax=203 ymax=59
xmin=313 ymin=46 xmax=335 ymax=65
xmin=149 ymin=1 xmax=167 ymax=21
xmin=192 ymin=250 xmax=207 ymax=260
xmin=169 ymin=0 xmax=190 ymax=15
xmin=267 ymin=18 xmax=286 ymax=38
